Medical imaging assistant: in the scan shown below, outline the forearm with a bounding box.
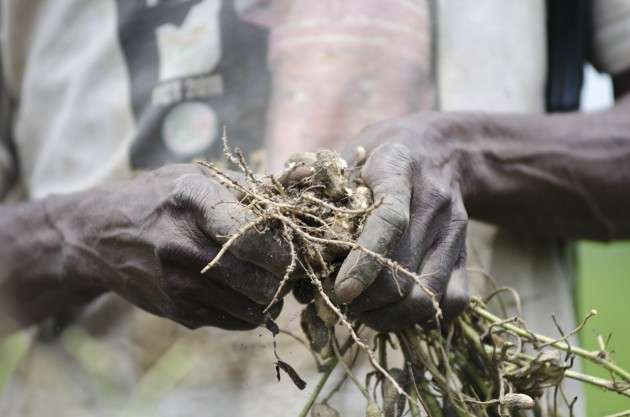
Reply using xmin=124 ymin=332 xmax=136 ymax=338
xmin=266 ymin=0 xmax=434 ymax=170
xmin=455 ymin=95 xmax=630 ymax=240
xmin=0 ymin=197 xmax=103 ymax=336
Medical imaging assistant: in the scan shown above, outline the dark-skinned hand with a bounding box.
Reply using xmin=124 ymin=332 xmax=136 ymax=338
xmin=45 ymin=164 xmax=294 ymax=330
xmin=334 ymin=113 xmax=471 ymax=332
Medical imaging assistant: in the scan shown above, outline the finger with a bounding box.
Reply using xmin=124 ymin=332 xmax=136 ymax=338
xmin=341 ymin=268 xmax=413 ymax=313
xmin=411 ymin=214 xmax=467 ymax=323
xmin=335 ymin=143 xmax=413 ymax=304
xmin=188 ymin=167 xmax=293 ymax=276
xmin=347 ymin=168 xmax=458 ymax=312
xmin=357 ymin=284 xmax=435 ymax=333
xmin=292 ymin=279 xmax=315 ymax=304
xmin=356 ymin=244 xmax=462 ymax=332
xmin=175 ymin=304 xmax=261 ymax=331
xmin=123 ymin=270 xmax=266 ymax=331
xmin=401 ymin=182 xmax=467 ymax=322
xmin=185 ymin=296 xmax=284 ymax=329
xmin=356 ymin=201 xmax=467 ymax=330
xmin=164 ymin=265 xmax=283 ymax=326
xmin=440 ymin=249 xmax=470 ymax=323
xmin=200 ymin=279 xmax=281 ymax=325
xmin=191 ymin=179 xmax=296 ymax=278
xmin=157 ymin=231 xmax=285 ymax=305
xmin=192 ymin=280 xmax=283 ymax=325
xmin=205 ymin=251 xmax=291 ymax=306
xmin=414 ymin=188 xmax=467 ymax=305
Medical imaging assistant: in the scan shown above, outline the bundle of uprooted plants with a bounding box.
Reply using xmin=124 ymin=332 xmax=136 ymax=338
xmin=198 ymin=136 xmax=630 ymax=417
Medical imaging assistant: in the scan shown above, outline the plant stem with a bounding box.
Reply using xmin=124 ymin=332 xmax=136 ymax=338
xmin=399 ymin=329 xmax=448 ymax=388
xmin=331 ymin=334 xmax=371 ymax=401
xmin=377 ymin=334 xmax=388 ymax=370
xmin=457 ymin=351 xmax=491 ymax=400
xmin=601 ymin=410 xmax=630 ymax=417
xmin=566 ymin=370 xmax=630 ymax=397
xmin=473 ymin=341 xmax=630 ymax=399
xmin=416 ymin=376 xmax=444 ymax=417
xmin=297 ymin=362 xmax=336 ymax=417
xmin=407 ymin=382 xmax=422 ymax=417
xmin=399 ymin=328 xmax=470 ymax=417
xmin=471 ymin=305 xmax=630 ymax=382
xmin=296 ymin=334 xmax=355 ymax=417
xmin=458 ymin=320 xmax=500 ymax=397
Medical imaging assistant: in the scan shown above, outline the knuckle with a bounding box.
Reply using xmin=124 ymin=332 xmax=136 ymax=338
xmin=226 ymin=236 xmax=250 ymax=259
xmin=376 ymin=205 xmax=410 ymax=237
xmin=155 ymin=238 xmax=180 ymax=261
xmin=408 ymin=286 xmax=440 ymax=323
xmin=156 ymin=235 xmax=202 ymax=266
xmin=387 ymin=270 xmax=414 ymax=298
xmin=171 ymin=176 xmax=209 ymax=211
xmin=210 ymin=209 xmax=253 ymax=246
xmin=455 ymin=207 xmax=469 ymax=225
xmin=382 ymin=142 xmax=413 ymax=159
xmin=256 ymin=273 xmax=280 ymax=305
xmin=446 ymin=218 xmax=468 ymax=243
xmin=363 ymin=144 xmax=415 ymax=184
xmin=425 ymin=178 xmax=452 ymax=208
xmin=229 ymin=232 xmax=277 ymax=266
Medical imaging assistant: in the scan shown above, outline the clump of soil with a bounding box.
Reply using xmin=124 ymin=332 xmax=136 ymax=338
xmin=279 ymin=149 xmax=373 ymax=271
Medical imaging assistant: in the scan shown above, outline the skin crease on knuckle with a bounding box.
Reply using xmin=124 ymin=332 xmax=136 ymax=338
xmin=419 ymin=220 xmax=466 ymax=290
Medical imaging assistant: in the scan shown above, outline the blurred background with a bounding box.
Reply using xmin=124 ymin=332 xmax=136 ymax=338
xmin=578 ymin=64 xmax=630 ymax=416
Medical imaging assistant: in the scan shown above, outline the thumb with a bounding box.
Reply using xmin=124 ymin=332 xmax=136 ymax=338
xmin=335 ymin=144 xmax=413 ymax=303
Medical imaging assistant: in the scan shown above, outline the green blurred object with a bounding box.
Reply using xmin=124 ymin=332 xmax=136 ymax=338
xmin=0 ymin=331 xmax=29 ymax=393
xmin=577 ymin=241 xmax=630 ymax=416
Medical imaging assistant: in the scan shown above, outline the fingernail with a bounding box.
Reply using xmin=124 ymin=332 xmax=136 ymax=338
xmin=337 ymin=277 xmax=365 ymax=303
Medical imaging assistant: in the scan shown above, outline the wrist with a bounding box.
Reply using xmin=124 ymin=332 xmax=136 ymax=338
xmin=43 ymin=188 xmax=113 ymax=290
xmin=0 ymin=199 xmax=65 ymax=284
xmin=0 ymin=196 xmax=104 ymax=333
xmin=437 ymin=112 xmax=509 ymax=218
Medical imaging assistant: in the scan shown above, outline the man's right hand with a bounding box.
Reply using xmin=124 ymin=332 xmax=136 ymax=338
xmin=38 ymin=164 xmax=293 ymax=331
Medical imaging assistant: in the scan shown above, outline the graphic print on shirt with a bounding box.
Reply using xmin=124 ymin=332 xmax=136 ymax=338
xmin=115 ymin=0 xmax=270 ymax=170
